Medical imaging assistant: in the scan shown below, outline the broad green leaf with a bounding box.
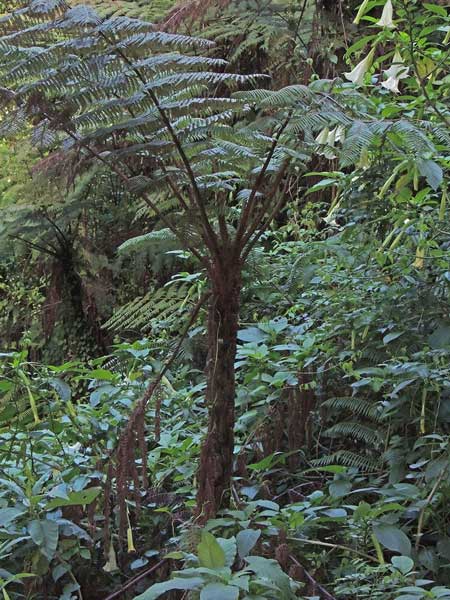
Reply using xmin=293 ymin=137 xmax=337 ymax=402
xmin=232 ymin=574 xmax=250 ymax=592
xmin=85 ymin=369 xmax=116 ymax=381
xmin=130 ymin=558 xmax=148 ymax=570
xmin=48 ymin=484 xmax=70 ymax=500
xmin=253 ymin=500 xmax=279 ymax=511
xmin=424 ymin=2 xmax=447 ymax=15
xmin=329 ymin=480 xmax=351 ymax=498
xmin=0 ymin=508 xmax=26 ymax=528
xmin=52 ymin=563 xmax=70 ymax=582
xmin=165 ymin=551 xmax=184 ymax=559
xmin=197 ymin=531 xmax=226 ymax=569
xmin=45 ymin=487 xmax=101 ymax=510
xmin=200 ymin=583 xmax=239 ymax=600
xmin=322 ymin=508 xmax=347 ymax=518
xmin=48 ymin=378 xmax=71 ymax=401
xmin=437 ymin=538 xmax=450 ymax=560
xmin=244 ymin=556 xmax=292 ymax=597
xmin=428 ymin=325 xmax=450 ymax=350
xmin=0 ymin=479 xmax=25 ymax=498
xmin=237 ymin=327 xmax=267 ymax=343
xmin=373 ymin=524 xmax=411 ymax=555
xmin=391 ymin=556 xmax=414 ymax=574
xmin=305 ymin=178 xmax=338 ymax=195
xmin=236 ymin=529 xmax=261 ymax=558
xmin=134 ymin=577 xmax=204 ymax=600
xmin=418 ymin=546 xmax=439 ymax=572
xmin=217 ymin=536 xmax=237 ymax=567
xmin=390 ymin=379 xmax=417 ymax=397
xmin=177 ymin=567 xmax=231 ymax=579
xmin=313 ymin=465 xmax=347 ymax=474
xmin=29 ymin=519 xmax=59 ymax=560
xmin=416 ymin=158 xmax=443 ymax=190
xmin=60 ymin=582 xmax=80 ymax=600
xmin=383 ymin=331 xmax=403 ymax=345
xmin=354 ymin=502 xmax=371 ymax=520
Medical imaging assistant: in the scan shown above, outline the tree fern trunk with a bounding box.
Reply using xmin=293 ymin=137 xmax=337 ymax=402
xmin=196 ymin=257 xmax=242 ymax=520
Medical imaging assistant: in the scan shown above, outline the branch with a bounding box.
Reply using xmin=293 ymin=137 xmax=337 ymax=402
xmin=289 ymin=554 xmax=337 ymax=600
xmin=97 ymin=30 xmax=222 ymax=260
xmin=415 ymin=467 xmax=447 ymax=551
xmin=41 ymin=211 xmax=71 ymax=250
xmin=288 ymin=537 xmax=378 ymax=563
xmin=241 ymin=160 xmax=290 ymax=260
xmin=9 ymin=234 xmax=59 ymax=258
xmin=234 ymin=113 xmax=292 ymax=253
xmin=98 ymin=289 xmax=210 ymax=470
xmin=158 ymin=161 xmax=191 ymax=213
xmin=103 ymin=559 xmax=167 ymax=600
xmin=45 ymin=112 xmax=207 ymax=265
xmin=68 ymin=53 xmax=207 ymax=263
xmin=139 ymin=290 xmax=210 ymax=410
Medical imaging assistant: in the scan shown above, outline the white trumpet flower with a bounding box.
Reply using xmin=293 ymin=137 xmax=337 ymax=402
xmin=381 ymin=51 xmax=409 ymax=93
xmin=382 ymin=76 xmax=401 ymax=93
xmin=377 ymin=0 xmax=395 ymax=29
xmin=315 ymin=127 xmax=330 ymax=145
xmin=344 ymin=48 xmax=375 ymax=86
xmin=335 ymin=125 xmax=346 ymax=143
xmin=327 ymin=127 xmax=337 ymax=146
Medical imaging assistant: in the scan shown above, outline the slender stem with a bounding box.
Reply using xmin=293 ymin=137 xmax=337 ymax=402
xmin=108 ymin=290 xmax=210 ymax=460
xmin=415 ymin=467 xmax=447 ymax=551
xmin=45 ymin=113 xmax=206 ymax=264
xmin=102 ymin=559 xmax=166 ymax=600
xmin=234 ymin=114 xmax=292 ymax=253
xmin=241 ymin=161 xmax=291 ymax=260
xmin=289 ymin=554 xmax=337 ymax=600
xmin=9 ymin=234 xmax=59 ymax=257
xmin=288 ymin=537 xmax=378 ymax=563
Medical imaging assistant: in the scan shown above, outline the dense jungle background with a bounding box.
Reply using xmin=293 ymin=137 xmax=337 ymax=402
xmin=0 ymin=0 xmax=450 ymax=598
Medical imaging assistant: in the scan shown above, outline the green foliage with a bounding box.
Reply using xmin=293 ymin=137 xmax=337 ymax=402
xmin=136 ymin=528 xmax=300 ymax=600
xmin=334 ymin=558 xmax=450 ymax=600
xmin=104 ymin=279 xmax=198 ymax=335
xmin=0 ymin=0 xmax=449 ymax=599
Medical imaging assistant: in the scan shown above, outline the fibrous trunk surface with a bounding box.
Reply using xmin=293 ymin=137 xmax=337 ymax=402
xmin=196 ymin=257 xmax=242 ymax=520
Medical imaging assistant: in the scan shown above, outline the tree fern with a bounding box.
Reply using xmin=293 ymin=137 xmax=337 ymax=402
xmin=0 ymin=0 xmax=442 ymax=520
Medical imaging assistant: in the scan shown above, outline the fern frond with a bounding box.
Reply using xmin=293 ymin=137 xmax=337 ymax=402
xmin=311 ymin=450 xmax=381 ymax=472
xmin=323 ymin=397 xmax=384 ymax=423
xmin=104 ymin=281 xmax=195 ymax=334
xmin=118 ymin=228 xmax=178 ymax=254
xmin=324 ymin=422 xmax=382 ymax=447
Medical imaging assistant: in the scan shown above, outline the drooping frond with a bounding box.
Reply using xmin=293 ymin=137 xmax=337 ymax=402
xmin=323 ymin=397 xmax=384 ymax=423
xmin=0 ymin=1 xmax=440 ymax=257
xmin=310 ymin=450 xmax=381 ymax=473
xmin=324 ymin=422 xmax=382 ymax=447
xmin=118 ymin=228 xmax=178 ymax=254
xmin=104 ymin=281 xmax=195 ymax=334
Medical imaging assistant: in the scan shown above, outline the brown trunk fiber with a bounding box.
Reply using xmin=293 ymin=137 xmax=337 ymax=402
xmin=196 ymin=257 xmax=242 ymax=521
